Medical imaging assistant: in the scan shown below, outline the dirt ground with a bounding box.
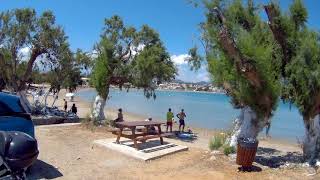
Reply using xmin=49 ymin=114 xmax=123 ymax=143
xmin=26 ymin=124 xmax=318 ymax=180
xmin=25 ymin=88 xmax=320 ymax=179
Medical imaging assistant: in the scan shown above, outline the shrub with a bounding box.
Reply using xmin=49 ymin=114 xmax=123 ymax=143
xmin=209 ymin=133 xmax=227 ymax=150
xmin=223 ymin=145 xmax=236 ymax=156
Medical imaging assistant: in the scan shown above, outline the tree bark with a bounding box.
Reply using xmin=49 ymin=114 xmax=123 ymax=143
xmin=302 ymin=115 xmax=320 ymax=165
xmin=90 ymin=90 xmax=109 ymax=122
xmin=18 ymin=48 xmax=44 ymax=91
xmin=91 ymin=95 xmax=106 ymax=122
xmin=51 ymin=91 xmax=60 ymax=107
xmin=229 ymin=107 xmax=268 ymax=147
xmin=213 ymin=7 xmax=263 ymax=89
xmin=264 ymin=5 xmax=293 ymax=76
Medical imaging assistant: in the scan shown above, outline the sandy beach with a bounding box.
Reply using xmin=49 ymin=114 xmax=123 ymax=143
xmin=28 ymin=88 xmax=318 ymax=179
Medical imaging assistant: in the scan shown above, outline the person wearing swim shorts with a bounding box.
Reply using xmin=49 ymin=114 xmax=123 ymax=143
xmin=166 ymin=108 xmax=174 ymax=132
xmin=177 ymin=109 xmax=186 ymax=132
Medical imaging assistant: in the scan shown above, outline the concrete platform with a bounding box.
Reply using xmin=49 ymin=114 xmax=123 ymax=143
xmin=93 ymin=138 xmax=188 ymax=161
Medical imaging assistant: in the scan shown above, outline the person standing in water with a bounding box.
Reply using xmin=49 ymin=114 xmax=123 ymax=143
xmin=166 ymin=108 xmax=174 ymax=133
xmin=265 ymin=119 xmax=271 ymax=138
xmin=177 ymin=109 xmax=186 ymax=132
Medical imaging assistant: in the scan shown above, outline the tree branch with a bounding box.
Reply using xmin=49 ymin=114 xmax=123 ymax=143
xmin=119 ymin=40 xmax=133 ymax=62
xmin=19 ymin=47 xmax=45 ymax=90
xmin=309 ymin=93 xmax=320 ymax=119
xmin=213 ymin=7 xmax=262 ymax=89
xmin=264 ymin=4 xmax=292 ymax=75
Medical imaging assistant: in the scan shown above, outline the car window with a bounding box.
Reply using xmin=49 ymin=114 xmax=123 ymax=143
xmin=0 ymin=94 xmax=25 ymax=113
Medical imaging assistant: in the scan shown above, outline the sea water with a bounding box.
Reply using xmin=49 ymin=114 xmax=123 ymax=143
xmin=77 ymin=89 xmax=305 ymax=142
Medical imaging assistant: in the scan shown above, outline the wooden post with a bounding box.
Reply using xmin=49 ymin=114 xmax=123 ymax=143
xmin=116 ymin=127 xmax=123 ymax=144
xmin=157 ymin=125 xmax=164 ymax=145
xmin=131 ymin=127 xmax=139 ymax=150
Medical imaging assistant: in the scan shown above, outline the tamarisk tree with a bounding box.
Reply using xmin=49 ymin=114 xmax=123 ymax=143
xmin=0 ymin=8 xmax=68 ymax=112
xmin=45 ymin=45 xmax=82 ymax=108
xmin=189 ymin=0 xmax=282 ymax=145
xmin=90 ymin=15 xmax=176 ymax=121
xmin=264 ymin=0 xmax=320 ymax=164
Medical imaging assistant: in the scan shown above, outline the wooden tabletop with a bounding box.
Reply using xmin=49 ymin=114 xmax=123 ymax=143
xmin=116 ymin=121 xmax=164 ymax=127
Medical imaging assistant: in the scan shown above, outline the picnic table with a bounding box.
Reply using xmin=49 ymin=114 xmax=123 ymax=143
xmin=114 ymin=121 xmax=168 ymax=150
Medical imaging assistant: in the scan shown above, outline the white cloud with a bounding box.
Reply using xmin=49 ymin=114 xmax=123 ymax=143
xmin=170 ymin=54 xmax=190 ymax=65
xmin=173 ymin=56 xmax=210 ymax=83
xmin=170 ymin=53 xmax=210 ymax=82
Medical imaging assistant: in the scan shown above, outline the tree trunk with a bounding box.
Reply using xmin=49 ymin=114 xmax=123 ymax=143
xmin=302 ymin=115 xmax=320 ymax=165
xmin=51 ymin=92 xmax=59 ymax=107
xmin=90 ymin=95 xmax=107 ymax=122
xmin=229 ymin=107 xmax=267 ymax=147
xmin=43 ymin=89 xmax=51 ymax=108
xmin=17 ymin=91 xmax=32 ymax=113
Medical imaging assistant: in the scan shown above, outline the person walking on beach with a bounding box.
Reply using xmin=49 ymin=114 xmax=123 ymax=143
xmin=166 ymin=108 xmax=174 ymax=133
xmin=177 ymin=109 xmax=186 ymax=132
xmin=63 ymin=99 xmax=67 ymax=112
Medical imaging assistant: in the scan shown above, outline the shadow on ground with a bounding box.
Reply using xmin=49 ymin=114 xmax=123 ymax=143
xmin=238 ymin=165 xmax=262 ymax=172
xmin=28 ymin=160 xmax=63 ymax=179
xmin=255 ymin=147 xmax=304 ymax=168
xmin=123 ymin=139 xmax=172 ymax=150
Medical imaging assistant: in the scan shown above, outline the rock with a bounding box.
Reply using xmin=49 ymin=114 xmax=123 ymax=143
xmin=210 ymin=150 xmax=223 ymax=155
xmin=209 ymin=155 xmax=216 ymax=161
xmin=302 ymin=162 xmax=310 ymax=167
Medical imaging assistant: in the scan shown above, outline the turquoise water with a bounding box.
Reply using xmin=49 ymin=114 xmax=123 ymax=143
xmin=77 ymin=89 xmax=305 ymax=142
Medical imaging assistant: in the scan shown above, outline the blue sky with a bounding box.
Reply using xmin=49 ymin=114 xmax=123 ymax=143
xmin=1 ymin=0 xmax=319 ymax=82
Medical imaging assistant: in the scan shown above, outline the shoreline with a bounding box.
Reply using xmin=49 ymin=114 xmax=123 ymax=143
xmin=74 ymin=87 xmax=301 ymax=151
xmin=81 ymin=86 xmax=226 ymax=95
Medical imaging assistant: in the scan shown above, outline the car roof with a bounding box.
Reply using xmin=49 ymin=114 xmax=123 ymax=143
xmin=0 ymin=92 xmax=26 ymax=113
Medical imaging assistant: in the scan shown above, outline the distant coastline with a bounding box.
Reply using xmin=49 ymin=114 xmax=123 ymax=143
xmin=105 ymin=86 xmax=226 ymax=95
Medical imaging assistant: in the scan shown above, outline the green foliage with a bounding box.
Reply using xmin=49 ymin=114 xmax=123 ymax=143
xmin=267 ymin=0 xmax=320 ymax=119
xmin=223 ymin=145 xmax=236 ymax=155
xmin=75 ymin=49 xmax=93 ymax=76
xmin=91 ymin=38 xmax=114 ymax=98
xmin=289 ymin=0 xmax=308 ymax=30
xmin=209 ymin=133 xmax=227 ymax=150
xmin=283 ymin=30 xmax=320 ymax=118
xmin=192 ymin=0 xmax=282 ymax=119
xmin=0 ymin=8 xmax=68 ymax=91
xmin=91 ymin=15 xmax=176 ymax=100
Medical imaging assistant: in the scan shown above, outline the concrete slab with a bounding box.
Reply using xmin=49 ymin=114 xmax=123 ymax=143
xmin=93 ymin=138 xmax=188 ymax=161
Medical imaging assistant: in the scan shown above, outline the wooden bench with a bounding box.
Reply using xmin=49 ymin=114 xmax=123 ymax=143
xmin=109 ymin=127 xmax=145 ymax=135
xmin=113 ymin=121 xmax=167 ymax=150
xmin=135 ymin=132 xmax=173 ymax=142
